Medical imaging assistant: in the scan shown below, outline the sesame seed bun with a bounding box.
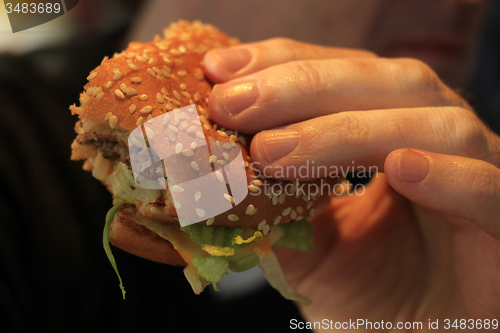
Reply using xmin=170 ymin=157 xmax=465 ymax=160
xmin=71 ymin=21 xmax=337 ymax=266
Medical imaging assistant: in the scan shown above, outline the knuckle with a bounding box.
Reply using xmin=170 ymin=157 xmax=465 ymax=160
xmin=452 ymin=107 xmax=490 ymax=159
xmin=469 ymin=162 xmax=500 ymax=210
xmin=285 ymin=60 xmax=325 ymax=95
xmin=329 ymin=112 xmax=370 ymax=148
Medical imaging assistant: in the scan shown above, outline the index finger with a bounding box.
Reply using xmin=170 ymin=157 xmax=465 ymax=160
xmin=203 ymin=37 xmax=376 ymax=83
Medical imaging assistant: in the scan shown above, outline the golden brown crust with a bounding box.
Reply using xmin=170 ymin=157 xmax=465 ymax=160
xmin=110 ymin=206 xmax=187 ymax=266
xmin=72 ymin=21 xmax=339 ymax=264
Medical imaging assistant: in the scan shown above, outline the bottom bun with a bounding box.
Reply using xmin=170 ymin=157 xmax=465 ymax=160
xmin=109 ymin=206 xmax=187 ymax=266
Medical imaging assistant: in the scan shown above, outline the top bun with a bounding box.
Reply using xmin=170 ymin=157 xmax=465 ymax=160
xmin=71 ymin=21 xmax=335 ymax=233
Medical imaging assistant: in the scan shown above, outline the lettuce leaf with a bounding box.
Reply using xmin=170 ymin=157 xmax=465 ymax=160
xmin=181 ymin=223 xmax=262 ymax=257
xmin=103 ymin=201 xmax=128 ymax=299
xmin=273 ymin=219 xmax=314 ymax=252
xmin=191 ymin=256 xmax=229 ymax=285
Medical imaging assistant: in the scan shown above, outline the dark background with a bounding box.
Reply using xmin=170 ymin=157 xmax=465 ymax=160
xmin=0 ymin=1 xmax=499 ymax=332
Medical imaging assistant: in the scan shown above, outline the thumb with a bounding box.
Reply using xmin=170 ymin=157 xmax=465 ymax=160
xmin=384 ymin=149 xmax=500 ymax=240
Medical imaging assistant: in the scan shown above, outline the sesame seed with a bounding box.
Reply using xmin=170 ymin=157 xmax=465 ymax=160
xmin=172 ymin=185 xmax=183 ymax=193
xmin=258 ymin=220 xmax=267 ymax=231
xmin=191 ymin=161 xmax=199 ymax=171
xmin=175 ymin=59 xmax=183 ymax=66
xmin=136 ymin=117 xmax=144 ymax=126
xmin=147 ymin=114 xmax=153 ymax=121
xmin=175 ymin=143 xmax=183 ymax=154
xmin=180 ymin=83 xmax=187 ymax=90
xmin=166 ymin=103 xmax=173 ymax=111
xmin=195 ymin=191 xmax=201 ymax=202
xmin=173 ymin=90 xmax=180 ymax=100
xmin=309 ymin=209 xmax=315 ymax=217
xmin=181 ymin=91 xmax=191 ymax=98
xmin=140 ymin=106 xmax=153 ymax=114
xmin=273 ymin=216 xmax=282 ymax=225
xmin=147 ymin=68 xmax=156 ymax=78
xmin=182 ymin=149 xmax=194 ymax=157
xmin=239 ymin=136 xmax=247 ymax=145
xmin=105 ymin=81 xmax=113 ymax=89
xmin=168 ymin=125 xmax=178 ymax=133
xmin=196 ymin=208 xmax=206 ymax=217
xmin=248 ymin=185 xmax=259 ymax=193
xmin=87 ymin=72 xmax=97 ymax=80
xmin=282 ymin=207 xmax=292 ymax=216
xmin=129 ymin=104 xmax=137 ymax=113
xmin=120 ymin=83 xmax=127 ymax=91
xmin=155 ymin=93 xmax=164 ymax=103
xmin=169 ymin=132 xmax=176 ymax=141
xmin=148 ymin=57 xmax=155 ymax=64
xmin=253 ymin=180 xmax=263 ymax=186
xmin=186 ymin=125 xmax=196 ymax=133
xmin=109 ymin=115 xmax=118 ymax=129
xmin=194 ymin=92 xmax=201 ymax=101
xmin=152 ymin=66 xmax=161 ymax=74
xmin=302 ymin=196 xmax=310 ymax=203
xmin=115 ymin=90 xmax=125 ymax=99
xmin=179 ymin=45 xmax=186 ymax=53
xmin=125 ymin=87 xmax=137 ymax=96
xmin=206 ymin=217 xmax=215 ymax=226
xmin=173 ymin=200 xmax=181 ymax=209
xmin=131 ymin=77 xmax=142 ymax=83
xmin=228 ymin=214 xmax=239 ymax=221
xmin=190 ymin=141 xmax=197 ymax=149
xmin=272 ymin=195 xmax=278 ymax=205
xmin=223 ymin=152 xmax=229 ymax=160
xmin=196 ymin=131 xmax=204 ymax=140
xmin=96 ymin=92 xmax=104 ymax=101
xmin=223 ymin=193 xmax=235 ymax=204
xmin=296 ymin=206 xmax=304 ymax=214
xmin=178 ymin=70 xmax=186 ymax=77
xmin=279 ymin=193 xmax=286 ymax=204
xmin=93 ymin=87 xmax=102 ymax=96
xmin=217 ymin=130 xmax=228 ymax=138
xmin=163 ymin=113 xmax=171 ymax=125
xmin=145 ymin=127 xmax=154 ymax=139
xmin=138 ymin=94 xmax=148 ymax=100
xmin=263 ymin=224 xmax=270 ymax=235
xmin=181 ymin=121 xmax=189 ymax=129
xmin=128 ymin=63 xmax=138 ymax=71
xmin=217 ymin=160 xmax=228 ymax=166
xmin=104 ymin=112 xmax=113 ymax=120
xmin=194 ymin=69 xmax=204 ymax=81
xmin=307 ymin=201 xmax=314 ymax=210
xmin=113 ymin=69 xmax=122 ymax=80
xmin=203 ymin=124 xmax=211 ymax=131
xmin=215 ymin=170 xmax=224 ymax=182
xmin=245 ymin=205 xmax=255 ymax=215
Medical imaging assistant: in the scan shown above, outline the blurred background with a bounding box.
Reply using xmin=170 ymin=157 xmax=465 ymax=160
xmin=0 ymin=0 xmax=499 ymax=332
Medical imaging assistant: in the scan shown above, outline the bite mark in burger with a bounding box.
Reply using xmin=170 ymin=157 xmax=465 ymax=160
xmin=70 ymin=21 xmax=333 ymax=304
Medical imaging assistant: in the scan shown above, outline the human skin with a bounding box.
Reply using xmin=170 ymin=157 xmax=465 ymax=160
xmin=201 ymin=1 xmax=500 ymax=331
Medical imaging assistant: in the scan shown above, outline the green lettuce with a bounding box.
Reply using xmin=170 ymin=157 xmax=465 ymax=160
xmin=273 ymin=219 xmax=314 ymax=252
xmin=103 ymin=201 xmax=128 ymax=299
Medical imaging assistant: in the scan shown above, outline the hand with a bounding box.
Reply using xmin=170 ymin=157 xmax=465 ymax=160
xmin=203 ymin=38 xmax=500 ymax=329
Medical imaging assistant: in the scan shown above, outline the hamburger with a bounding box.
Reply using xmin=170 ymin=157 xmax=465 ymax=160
xmin=70 ymin=21 xmax=334 ymax=304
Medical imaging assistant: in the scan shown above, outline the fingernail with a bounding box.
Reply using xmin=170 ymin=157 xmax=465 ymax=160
xmin=259 ymin=129 xmax=300 ymax=163
xmin=398 ymin=149 xmax=429 ymax=183
xmin=211 ymin=48 xmax=251 ymax=73
xmin=212 ymin=80 xmax=259 ymax=116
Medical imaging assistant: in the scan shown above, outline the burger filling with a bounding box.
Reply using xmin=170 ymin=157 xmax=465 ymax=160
xmin=73 ymin=141 xmax=313 ymax=304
